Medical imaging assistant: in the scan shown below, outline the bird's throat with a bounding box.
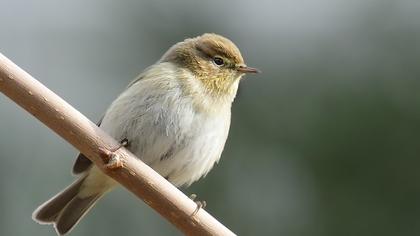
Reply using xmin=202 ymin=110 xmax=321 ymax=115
xmin=180 ymin=73 xmax=239 ymax=114
xmin=198 ymin=76 xmax=239 ymax=97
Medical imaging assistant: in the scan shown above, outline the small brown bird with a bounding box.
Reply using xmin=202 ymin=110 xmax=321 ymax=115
xmin=33 ymin=33 xmax=259 ymax=235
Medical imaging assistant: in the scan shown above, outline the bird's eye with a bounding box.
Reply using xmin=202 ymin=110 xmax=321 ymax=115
xmin=213 ymin=57 xmax=224 ymax=66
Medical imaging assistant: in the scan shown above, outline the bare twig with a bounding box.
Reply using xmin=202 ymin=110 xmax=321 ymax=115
xmin=0 ymin=53 xmax=235 ymax=236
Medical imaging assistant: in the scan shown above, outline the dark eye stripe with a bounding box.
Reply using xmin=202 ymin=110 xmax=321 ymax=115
xmin=196 ymin=43 xmax=227 ymax=59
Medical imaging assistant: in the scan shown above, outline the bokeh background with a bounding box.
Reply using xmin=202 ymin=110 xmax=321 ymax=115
xmin=1 ymin=0 xmax=420 ymax=235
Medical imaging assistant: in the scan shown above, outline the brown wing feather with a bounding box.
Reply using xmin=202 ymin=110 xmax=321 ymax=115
xmin=72 ymin=118 xmax=102 ymax=174
xmin=73 ymin=73 xmax=146 ymax=174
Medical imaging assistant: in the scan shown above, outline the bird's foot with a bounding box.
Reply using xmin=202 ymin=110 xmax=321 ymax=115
xmin=104 ymin=138 xmax=129 ymax=169
xmin=105 ymin=153 xmax=124 ymax=169
xmin=190 ymin=194 xmax=207 ymax=216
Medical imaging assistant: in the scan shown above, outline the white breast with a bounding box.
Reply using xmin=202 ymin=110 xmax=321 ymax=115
xmin=100 ymin=63 xmax=234 ymax=187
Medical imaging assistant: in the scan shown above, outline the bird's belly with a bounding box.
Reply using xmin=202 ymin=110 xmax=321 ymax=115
xmin=149 ymin=113 xmax=230 ymax=187
xmin=132 ymin=106 xmax=231 ymax=187
xmin=101 ymin=90 xmax=231 ymax=187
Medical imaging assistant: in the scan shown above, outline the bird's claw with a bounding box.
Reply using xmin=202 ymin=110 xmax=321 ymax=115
xmin=105 ymin=138 xmax=128 ymax=169
xmin=190 ymin=194 xmax=206 ymax=216
xmin=105 ymin=153 xmax=124 ymax=169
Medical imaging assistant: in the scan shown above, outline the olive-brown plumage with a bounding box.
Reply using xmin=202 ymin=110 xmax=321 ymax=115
xmin=162 ymin=33 xmax=258 ymax=96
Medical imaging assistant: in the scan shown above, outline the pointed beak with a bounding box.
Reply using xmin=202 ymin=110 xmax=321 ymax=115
xmin=237 ymin=65 xmax=261 ymax=74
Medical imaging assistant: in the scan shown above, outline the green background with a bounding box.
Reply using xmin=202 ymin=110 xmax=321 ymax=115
xmin=1 ymin=0 xmax=420 ymax=235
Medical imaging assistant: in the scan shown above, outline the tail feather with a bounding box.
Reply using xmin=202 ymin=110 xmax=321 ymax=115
xmin=55 ymin=194 xmax=102 ymax=235
xmin=32 ymin=175 xmax=104 ymax=235
xmin=33 ymin=176 xmax=87 ymax=223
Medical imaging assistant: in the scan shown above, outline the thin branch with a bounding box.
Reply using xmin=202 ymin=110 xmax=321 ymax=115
xmin=0 ymin=53 xmax=235 ymax=236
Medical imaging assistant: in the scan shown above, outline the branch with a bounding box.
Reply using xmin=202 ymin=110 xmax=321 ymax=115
xmin=0 ymin=53 xmax=235 ymax=236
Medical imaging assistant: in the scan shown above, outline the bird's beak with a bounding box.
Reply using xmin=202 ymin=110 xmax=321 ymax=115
xmin=237 ymin=65 xmax=261 ymax=74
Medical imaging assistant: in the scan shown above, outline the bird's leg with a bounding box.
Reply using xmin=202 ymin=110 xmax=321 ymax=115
xmin=106 ymin=138 xmax=129 ymax=169
xmin=190 ymin=194 xmax=207 ymax=216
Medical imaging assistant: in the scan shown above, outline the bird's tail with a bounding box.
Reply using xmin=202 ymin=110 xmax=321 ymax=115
xmin=32 ymin=175 xmax=105 ymax=235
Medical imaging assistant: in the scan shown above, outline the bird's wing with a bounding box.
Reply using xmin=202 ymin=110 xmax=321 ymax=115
xmin=72 ymin=71 xmax=147 ymax=175
xmin=72 ymin=118 xmax=102 ymax=174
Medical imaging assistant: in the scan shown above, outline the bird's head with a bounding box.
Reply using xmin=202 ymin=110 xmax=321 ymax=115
xmin=161 ymin=33 xmax=259 ymax=96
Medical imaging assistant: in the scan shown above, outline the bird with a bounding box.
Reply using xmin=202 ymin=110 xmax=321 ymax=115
xmin=32 ymin=33 xmax=259 ymax=235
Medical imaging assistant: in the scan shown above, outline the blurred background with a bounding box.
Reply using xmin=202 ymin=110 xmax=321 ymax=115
xmin=1 ymin=0 xmax=420 ymax=235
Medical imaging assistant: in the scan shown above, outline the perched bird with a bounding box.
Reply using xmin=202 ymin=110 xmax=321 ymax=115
xmin=32 ymin=33 xmax=259 ymax=235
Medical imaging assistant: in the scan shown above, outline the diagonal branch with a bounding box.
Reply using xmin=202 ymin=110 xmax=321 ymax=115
xmin=0 ymin=53 xmax=235 ymax=236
